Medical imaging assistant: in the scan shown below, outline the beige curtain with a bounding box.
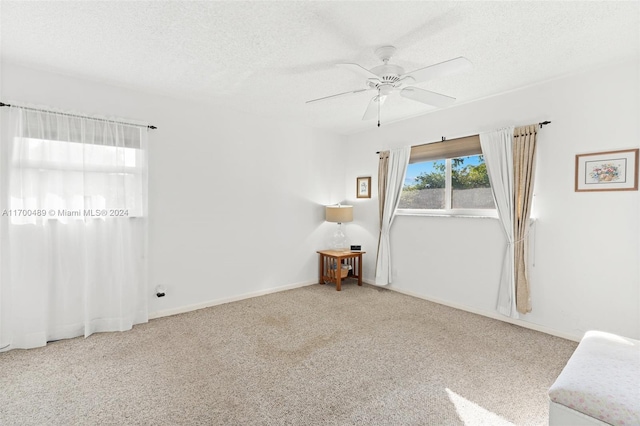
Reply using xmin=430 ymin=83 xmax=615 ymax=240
xmin=376 ymin=152 xmax=388 ymax=280
xmin=378 ymin=151 xmax=389 ymax=231
xmin=513 ymin=125 xmax=538 ymax=314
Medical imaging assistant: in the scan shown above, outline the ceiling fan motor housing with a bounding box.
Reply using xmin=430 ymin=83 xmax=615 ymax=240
xmin=371 ymin=64 xmax=404 ymax=80
xmin=368 ymin=63 xmax=407 ymax=91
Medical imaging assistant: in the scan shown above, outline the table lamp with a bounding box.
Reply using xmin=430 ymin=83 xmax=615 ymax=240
xmin=325 ymin=204 xmax=353 ymax=250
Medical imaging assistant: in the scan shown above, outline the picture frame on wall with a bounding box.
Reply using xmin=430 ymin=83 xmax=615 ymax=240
xmin=357 ymin=176 xmax=371 ymax=198
xmin=575 ymin=148 xmax=639 ymax=192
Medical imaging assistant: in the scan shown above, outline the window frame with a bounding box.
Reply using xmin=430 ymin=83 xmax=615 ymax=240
xmin=396 ymin=137 xmax=498 ymax=218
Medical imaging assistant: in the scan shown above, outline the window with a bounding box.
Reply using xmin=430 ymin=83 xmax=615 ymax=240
xmin=7 ymin=117 xmax=146 ymax=223
xmin=398 ymin=136 xmax=496 ymax=215
xmin=10 ymin=137 xmax=144 ymax=216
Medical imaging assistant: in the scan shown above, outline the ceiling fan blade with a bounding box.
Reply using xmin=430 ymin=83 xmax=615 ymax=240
xmin=337 ymin=63 xmax=380 ymax=80
xmin=403 ymin=57 xmax=472 ymax=84
xmin=306 ymin=88 xmax=371 ymax=104
xmin=400 ymin=87 xmax=455 ymax=108
xmin=362 ymin=95 xmax=387 ymax=121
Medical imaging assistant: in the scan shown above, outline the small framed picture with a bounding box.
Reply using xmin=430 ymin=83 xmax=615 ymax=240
xmin=356 ymin=176 xmax=371 ymax=198
xmin=575 ymin=148 xmax=639 ymax=192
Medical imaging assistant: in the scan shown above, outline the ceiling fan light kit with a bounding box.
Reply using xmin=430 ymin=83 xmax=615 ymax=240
xmin=306 ymin=45 xmax=472 ymax=128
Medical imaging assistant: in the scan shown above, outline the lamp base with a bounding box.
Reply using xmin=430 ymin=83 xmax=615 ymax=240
xmin=330 ymin=223 xmax=349 ymax=251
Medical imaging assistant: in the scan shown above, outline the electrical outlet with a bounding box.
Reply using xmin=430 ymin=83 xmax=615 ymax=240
xmin=155 ymin=285 xmax=166 ymax=298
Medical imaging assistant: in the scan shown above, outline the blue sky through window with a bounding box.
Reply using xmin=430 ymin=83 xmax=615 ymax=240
xmin=404 ymin=156 xmax=483 ymax=187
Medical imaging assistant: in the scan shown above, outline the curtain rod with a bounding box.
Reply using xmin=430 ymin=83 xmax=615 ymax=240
xmin=376 ymin=121 xmax=551 ymax=154
xmin=0 ymin=102 xmax=157 ymax=130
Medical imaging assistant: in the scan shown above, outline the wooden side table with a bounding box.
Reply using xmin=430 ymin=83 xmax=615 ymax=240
xmin=317 ymin=249 xmax=365 ymax=291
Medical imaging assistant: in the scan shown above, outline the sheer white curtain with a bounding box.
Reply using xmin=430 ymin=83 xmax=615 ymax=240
xmin=0 ymin=106 xmax=148 ymax=351
xmin=375 ymin=146 xmax=410 ymax=285
xmin=479 ymin=127 xmax=517 ymax=318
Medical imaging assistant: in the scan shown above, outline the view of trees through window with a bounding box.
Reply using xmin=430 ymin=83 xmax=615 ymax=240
xmin=399 ymin=155 xmax=495 ymax=210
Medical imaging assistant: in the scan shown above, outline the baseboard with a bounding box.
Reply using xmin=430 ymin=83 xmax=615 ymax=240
xmin=148 ymin=280 xmax=317 ymax=320
xmin=150 ymin=278 xmax=581 ymax=342
xmin=363 ymin=281 xmax=582 ymax=342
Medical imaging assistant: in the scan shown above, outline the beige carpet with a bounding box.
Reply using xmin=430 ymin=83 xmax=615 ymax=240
xmin=0 ymin=283 xmax=577 ymax=425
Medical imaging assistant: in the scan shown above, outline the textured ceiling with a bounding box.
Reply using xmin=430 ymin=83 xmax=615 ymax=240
xmin=1 ymin=1 xmax=639 ymax=135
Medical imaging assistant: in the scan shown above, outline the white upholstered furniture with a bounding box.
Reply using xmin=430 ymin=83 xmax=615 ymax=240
xmin=548 ymin=330 xmax=640 ymax=426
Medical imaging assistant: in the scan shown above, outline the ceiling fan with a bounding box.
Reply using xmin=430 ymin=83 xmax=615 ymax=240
xmin=306 ymin=46 xmax=472 ymax=127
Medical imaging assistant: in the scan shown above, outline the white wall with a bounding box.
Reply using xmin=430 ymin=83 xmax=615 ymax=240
xmin=343 ymin=60 xmax=640 ymax=340
xmin=0 ymin=63 xmax=347 ymax=317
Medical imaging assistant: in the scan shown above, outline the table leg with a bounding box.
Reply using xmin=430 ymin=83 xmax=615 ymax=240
xmin=319 ymin=254 xmax=324 ymax=285
xmin=357 ymin=254 xmax=362 ymax=286
xmin=336 ymin=259 xmax=342 ymax=291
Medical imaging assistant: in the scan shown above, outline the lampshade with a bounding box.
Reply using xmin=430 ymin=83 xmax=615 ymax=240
xmin=326 ymin=205 xmax=353 ymax=223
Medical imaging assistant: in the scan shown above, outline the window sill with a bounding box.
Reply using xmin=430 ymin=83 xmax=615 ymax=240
xmin=395 ymin=209 xmax=499 ymax=219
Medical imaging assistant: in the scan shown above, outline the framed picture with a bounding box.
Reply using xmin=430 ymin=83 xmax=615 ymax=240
xmin=356 ymin=176 xmax=371 ymax=198
xmin=575 ymin=148 xmax=639 ymax=192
